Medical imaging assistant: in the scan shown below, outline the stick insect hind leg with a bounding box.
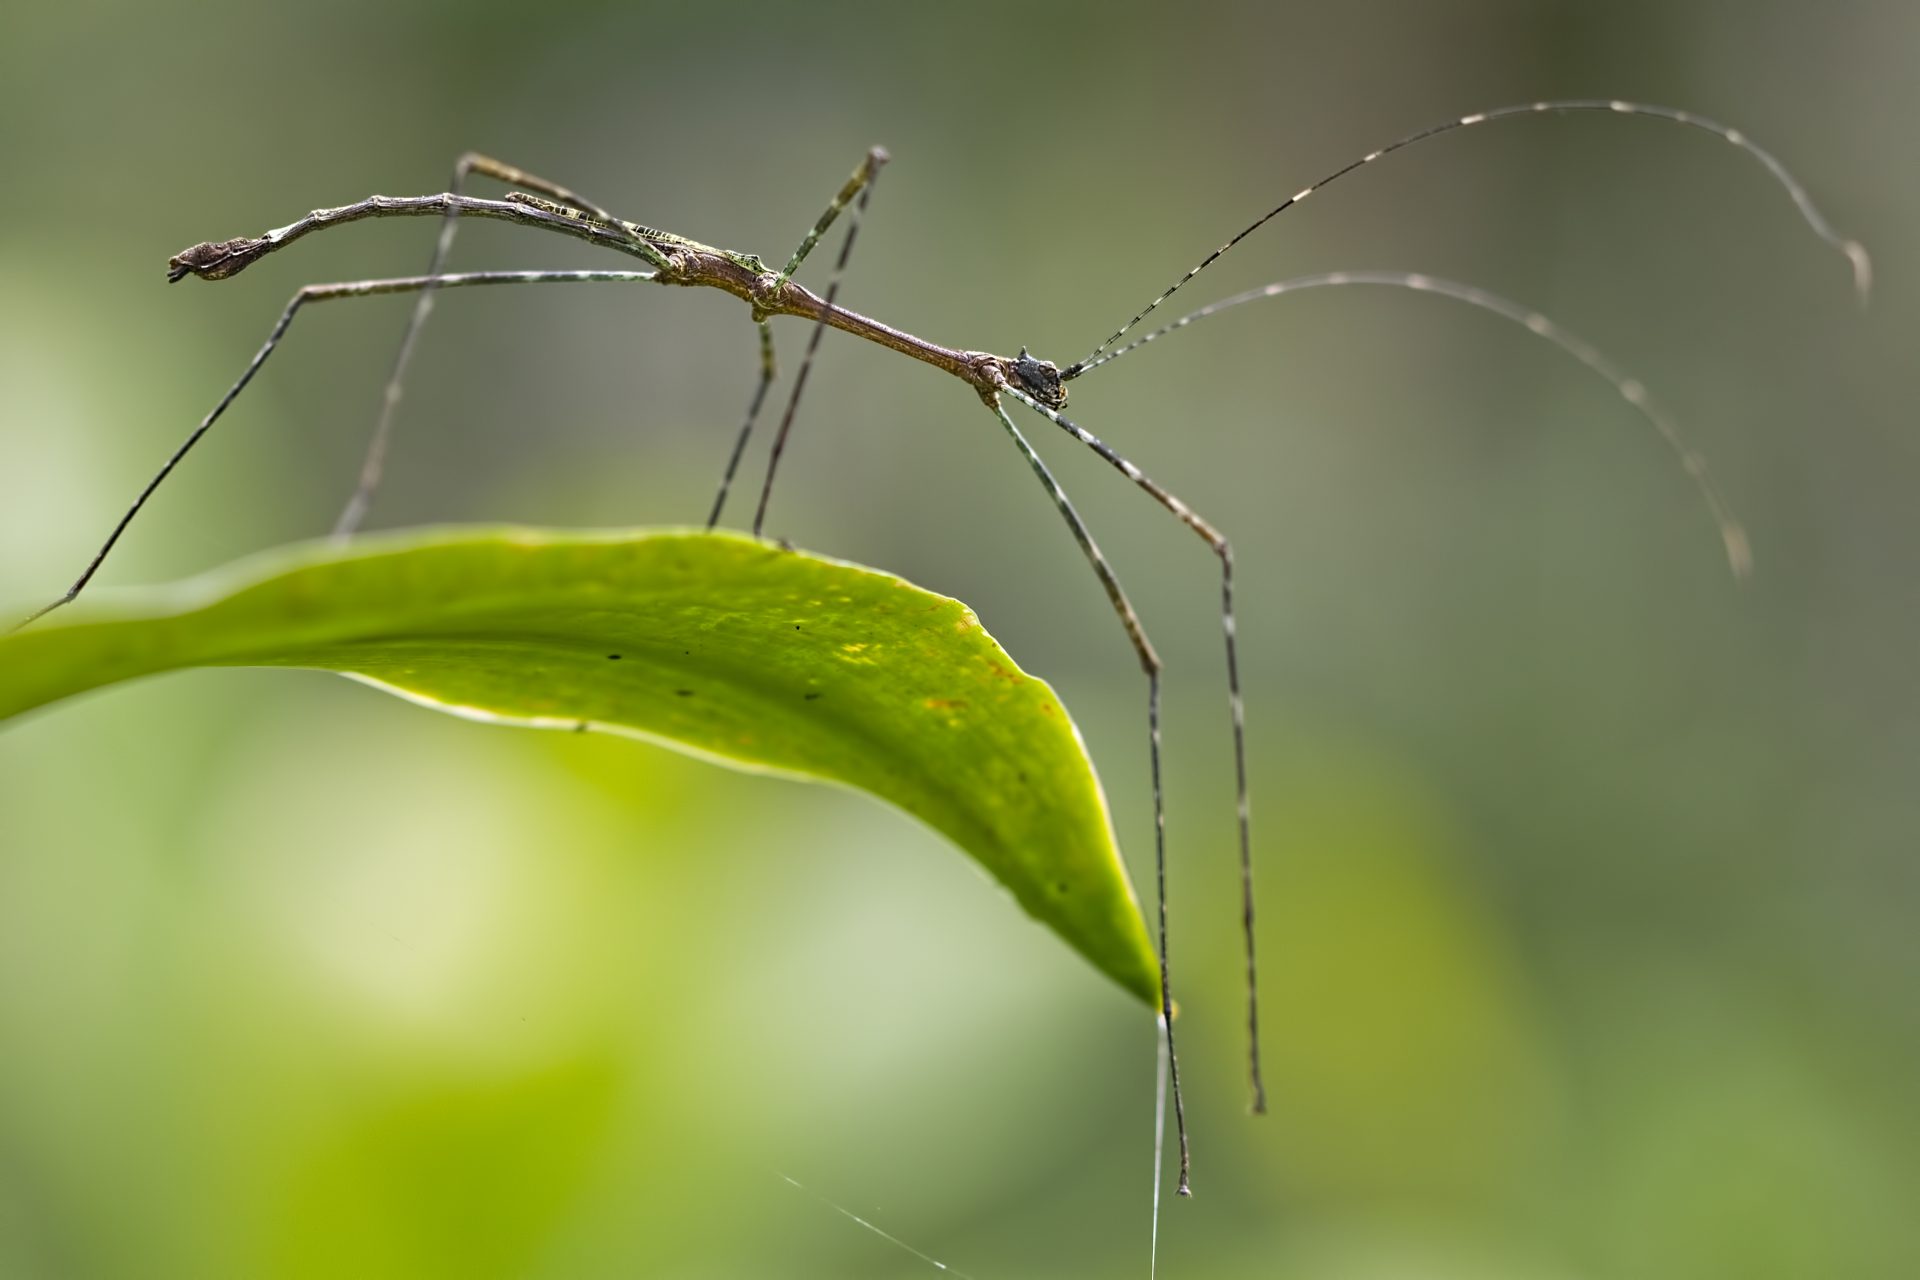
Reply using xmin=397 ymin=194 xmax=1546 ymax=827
xmin=10 ymin=267 xmax=660 ymax=632
xmin=336 ymin=153 xmax=672 ymax=539
xmin=325 ymin=147 xmax=815 ymax=539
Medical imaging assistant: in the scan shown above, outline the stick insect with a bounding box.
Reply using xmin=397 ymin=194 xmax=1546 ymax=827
xmin=18 ymin=100 xmax=1867 ymax=1201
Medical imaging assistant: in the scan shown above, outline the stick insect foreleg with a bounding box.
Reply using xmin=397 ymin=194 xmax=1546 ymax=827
xmin=1002 ymin=384 xmax=1265 ymax=1120
xmin=983 ymin=395 xmax=1194 ymax=1198
xmin=12 ymin=269 xmax=657 ymax=632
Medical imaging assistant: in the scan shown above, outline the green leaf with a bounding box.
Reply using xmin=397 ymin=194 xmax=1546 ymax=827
xmin=1 ymin=527 xmax=1160 ymax=1007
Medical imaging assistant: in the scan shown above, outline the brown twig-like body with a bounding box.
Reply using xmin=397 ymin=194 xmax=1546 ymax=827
xmin=167 ymin=191 xmax=1060 ymax=406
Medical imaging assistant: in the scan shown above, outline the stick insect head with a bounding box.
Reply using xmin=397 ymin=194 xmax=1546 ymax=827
xmin=1008 ymin=347 xmax=1068 ymax=409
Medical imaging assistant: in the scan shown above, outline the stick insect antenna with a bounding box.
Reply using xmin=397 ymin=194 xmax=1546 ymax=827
xmin=752 ymin=148 xmax=889 ymax=537
xmin=1075 ymin=269 xmax=1752 ymax=577
xmin=1066 ymin=99 xmax=1871 ymax=377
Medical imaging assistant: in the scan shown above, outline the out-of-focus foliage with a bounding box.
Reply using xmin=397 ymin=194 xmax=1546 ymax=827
xmin=1 ymin=0 xmax=1913 ymax=1276
xmin=2 ymin=527 xmax=1160 ymax=1006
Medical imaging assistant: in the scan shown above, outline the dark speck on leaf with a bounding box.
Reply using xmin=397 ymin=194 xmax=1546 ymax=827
xmin=804 ymin=692 xmax=821 ymax=701
xmin=675 ymin=689 xmax=694 ymax=697
xmin=607 ymin=654 xmax=622 ymax=660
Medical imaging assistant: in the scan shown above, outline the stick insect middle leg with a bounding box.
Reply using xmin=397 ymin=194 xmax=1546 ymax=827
xmin=749 ymin=148 xmax=889 ymax=537
xmin=709 ymin=147 xmax=888 ymax=531
xmin=706 ymin=322 xmax=777 ymax=529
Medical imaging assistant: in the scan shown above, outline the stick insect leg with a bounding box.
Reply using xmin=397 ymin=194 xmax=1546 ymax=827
xmin=12 ymin=268 xmax=656 ymax=632
xmin=984 ymin=396 xmax=1193 ymax=1196
xmin=751 ymin=149 xmax=889 ymax=538
xmin=1019 ymin=258 xmax=1792 ymax=1110
xmin=718 ymin=144 xmax=889 ymax=530
xmin=334 ymin=153 xmax=658 ymax=538
xmin=706 ymin=322 xmax=777 ymax=529
xmin=1002 ymin=384 xmax=1266 ymax=1118
xmin=781 ymin=147 xmax=891 ymax=279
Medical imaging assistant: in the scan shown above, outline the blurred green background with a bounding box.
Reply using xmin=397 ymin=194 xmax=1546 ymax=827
xmin=2 ymin=1 xmax=1913 ymax=1276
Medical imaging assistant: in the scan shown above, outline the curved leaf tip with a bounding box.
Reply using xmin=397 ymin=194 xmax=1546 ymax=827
xmin=1 ymin=527 xmax=1161 ymax=1006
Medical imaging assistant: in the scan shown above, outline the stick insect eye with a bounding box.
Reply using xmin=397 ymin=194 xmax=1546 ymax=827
xmin=1012 ymin=348 xmax=1068 ymax=409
